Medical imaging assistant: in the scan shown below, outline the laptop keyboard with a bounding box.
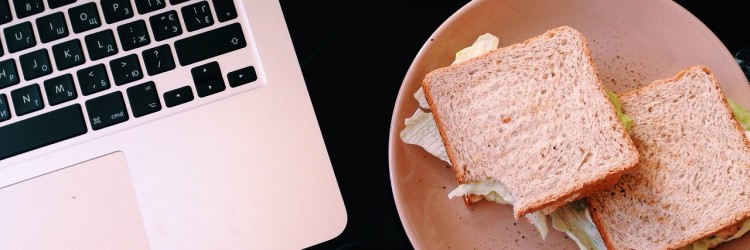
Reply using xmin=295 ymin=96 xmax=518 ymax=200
xmin=0 ymin=0 xmax=264 ymax=161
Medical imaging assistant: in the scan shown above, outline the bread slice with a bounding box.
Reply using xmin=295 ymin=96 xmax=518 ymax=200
xmin=586 ymin=66 xmax=750 ymax=249
xmin=422 ymin=26 xmax=639 ymax=219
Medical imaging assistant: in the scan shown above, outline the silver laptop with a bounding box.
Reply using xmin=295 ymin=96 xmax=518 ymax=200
xmin=0 ymin=0 xmax=346 ymax=248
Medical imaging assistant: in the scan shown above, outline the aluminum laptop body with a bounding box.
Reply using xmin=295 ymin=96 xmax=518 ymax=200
xmin=0 ymin=0 xmax=346 ymax=249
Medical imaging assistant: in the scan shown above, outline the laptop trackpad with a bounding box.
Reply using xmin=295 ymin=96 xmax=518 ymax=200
xmin=0 ymin=152 xmax=150 ymax=249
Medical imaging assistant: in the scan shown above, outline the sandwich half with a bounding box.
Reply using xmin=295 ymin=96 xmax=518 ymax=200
xmin=421 ymin=26 xmax=639 ymax=219
xmin=587 ymin=66 xmax=750 ymax=249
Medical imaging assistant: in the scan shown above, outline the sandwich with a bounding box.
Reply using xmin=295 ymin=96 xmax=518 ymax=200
xmin=401 ymin=29 xmax=750 ymax=249
xmin=411 ymin=26 xmax=640 ymax=238
xmin=536 ymin=67 xmax=750 ymax=250
xmin=579 ymin=66 xmax=750 ymax=249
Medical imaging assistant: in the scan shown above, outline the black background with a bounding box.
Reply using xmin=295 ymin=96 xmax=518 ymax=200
xmin=278 ymin=1 xmax=750 ymax=249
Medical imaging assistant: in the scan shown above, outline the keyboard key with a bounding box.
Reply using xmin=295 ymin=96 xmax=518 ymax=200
xmin=85 ymin=29 xmax=118 ymax=60
xmin=0 ymin=94 xmax=9 ymax=122
xmin=0 ymin=59 xmax=19 ymax=89
xmin=191 ymin=61 xmax=224 ymax=97
xmin=163 ymin=86 xmax=193 ymax=107
xmin=77 ymin=64 xmax=110 ymax=95
xmin=68 ymin=2 xmax=101 ymax=33
xmin=0 ymin=104 xmax=87 ymax=160
xmin=0 ymin=0 xmax=11 ymax=24
xmin=10 ymin=83 xmax=43 ymax=116
xmin=175 ymin=23 xmax=246 ymax=66
xmin=127 ymin=81 xmax=161 ymax=117
xmin=170 ymin=0 xmax=189 ymax=4
xmin=48 ymin=0 xmax=76 ymax=9
xmin=228 ymin=66 xmax=257 ymax=87
xmin=110 ymin=54 xmax=143 ymax=85
xmin=13 ymin=0 xmax=44 ymax=19
xmin=181 ymin=1 xmax=213 ymax=32
xmin=85 ymin=91 xmax=128 ymax=130
xmin=212 ymin=0 xmax=236 ymax=22
xmin=19 ymin=49 xmax=52 ymax=80
xmin=143 ymin=44 xmax=175 ymax=76
xmin=101 ymin=0 xmax=133 ymax=24
xmin=36 ymin=12 xmax=68 ymax=43
xmin=4 ymin=21 xmax=36 ymax=53
xmin=117 ymin=20 xmax=150 ymax=51
xmin=43 ymin=73 xmax=77 ymax=106
xmin=149 ymin=10 xmax=181 ymax=41
xmin=52 ymin=39 xmax=85 ymax=70
xmin=135 ymin=0 xmax=165 ymax=14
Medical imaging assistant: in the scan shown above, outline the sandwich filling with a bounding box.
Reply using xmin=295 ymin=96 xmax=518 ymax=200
xmin=401 ymin=33 xmax=750 ymax=248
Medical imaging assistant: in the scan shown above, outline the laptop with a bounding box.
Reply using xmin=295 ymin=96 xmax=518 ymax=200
xmin=0 ymin=0 xmax=346 ymax=249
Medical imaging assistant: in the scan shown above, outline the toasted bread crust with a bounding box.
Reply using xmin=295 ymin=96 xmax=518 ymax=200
xmin=421 ymin=75 xmax=463 ymax=187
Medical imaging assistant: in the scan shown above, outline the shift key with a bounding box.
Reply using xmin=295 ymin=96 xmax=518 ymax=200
xmin=85 ymin=91 xmax=129 ymax=130
xmin=175 ymin=23 xmax=246 ymax=66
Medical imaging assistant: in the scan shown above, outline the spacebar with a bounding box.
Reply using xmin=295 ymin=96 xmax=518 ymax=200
xmin=0 ymin=105 xmax=87 ymax=160
xmin=174 ymin=23 xmax=247 ymax=66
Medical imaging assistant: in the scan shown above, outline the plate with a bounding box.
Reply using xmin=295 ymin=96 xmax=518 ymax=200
xmin=388 ymin=0 xmax=750 ymax=249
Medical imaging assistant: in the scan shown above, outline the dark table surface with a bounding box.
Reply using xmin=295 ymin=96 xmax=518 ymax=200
xmin=278 ymin=1 xmax=750 ymax=249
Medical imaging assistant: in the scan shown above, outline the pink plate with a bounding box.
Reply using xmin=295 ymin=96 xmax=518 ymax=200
xmin=388 ymin=0 xmax=750 ymax=249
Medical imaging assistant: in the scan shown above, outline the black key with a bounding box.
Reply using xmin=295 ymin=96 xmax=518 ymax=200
xmin=13 ymin=0 xmax=44 ymax=19
xmin=163 ymin=86 xmax=193 ymax=107
xmin=191 ymin=61 xmax=224 ymax=97
xmin=101 ymin=0 xmax=133 ymax=24
xmin=77 ymin=64 xmax=110 ymax=95
xmin=19 ymin=49 xmax=52 ymax=80
xmin=181 ymin=1 xmax=213 ymax=32
xmin=175 ymin=23 xmax=246 ymax=66
xmin=0 ymin=59 xmax=19 ymax=89
xmin=85 ymin=91 xmax=128 ymax=130
xmin=52 ymin=39 xmax=85 ymax=70
xmin=68 ymin=2 xmax=101 ymax=33
xmin=0 ymin=104 xmax=87 ymax=160
xmin=228 ymin=66 xmax=257 ymax=87
xmin=36 ymin=12 xmax=68 ymax=43
xmin=117 ymin=20 xmax=150 ymax=51
xmin=212 ymin=0 xmax=236 ymax=22
xmin=4 ymin=22 xmax=36 ymax=53
xmin=43 ymin=74 xmax=77 ymax=106
xmin=10 ymin=83 xmax=43 ymax=116
xmin=149 ymin=10 xmax=181 ymax=41
xmin=143 ymin=44 xmax=175 ymax=76
xmin=0 ymin=94 xmax=9 ymax=122
xmin=0 ymin=0 xmax=11 ymax=25
xmin=135 ymin=0 xmax=165 ymax=14
xmin=170 ymin=0 xmax=189 ymax=4
xmin=126 ymin=81 xmax=160 ymax=117
xmin=85 ymin=30 xmax=118 ymax=60
xmin=110 ymin=54 xmax=143 ymax=85
xmin=48 ymin=0 xmax=76 ymax=9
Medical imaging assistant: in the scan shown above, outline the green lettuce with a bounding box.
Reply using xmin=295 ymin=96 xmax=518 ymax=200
xmin=728 ymin=98 xmax=750 ymax=131
xmin=607 ymin=91 xmax=634 ymax=132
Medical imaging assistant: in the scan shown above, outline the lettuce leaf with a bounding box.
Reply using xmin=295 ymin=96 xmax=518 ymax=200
xmin=550 ymin=200 xmax=606 ymax=250
xmin=728 ymin=98 xmax=750 ymax=131
xmin=399 ymin=109 xmax=450 ymax=163
xmin=448 ymin=181 xmax=549 ymax=239
xmin=607 ymin=91 xmax=634 ymax=132
xmin=453 ymin=33 xmax=499 ymax=65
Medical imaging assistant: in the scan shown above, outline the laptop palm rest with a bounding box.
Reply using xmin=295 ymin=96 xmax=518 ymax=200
xmin=0 ymin=152 xmax=150 ymax=249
